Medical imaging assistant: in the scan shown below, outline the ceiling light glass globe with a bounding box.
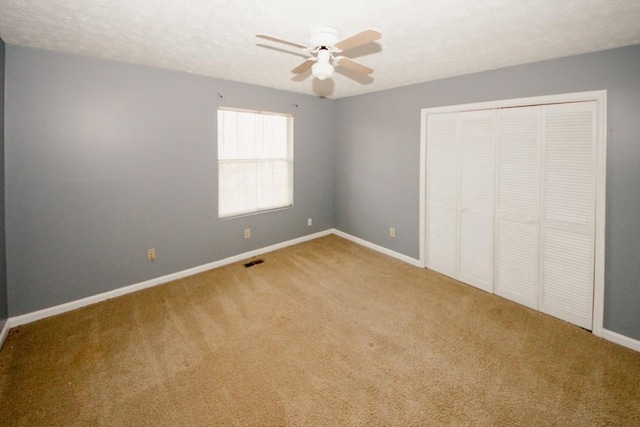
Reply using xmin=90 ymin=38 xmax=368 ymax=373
xmin=312 ymin=61 xmax=334 ymax=80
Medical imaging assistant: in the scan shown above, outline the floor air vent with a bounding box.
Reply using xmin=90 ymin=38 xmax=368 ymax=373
xmin=244 ymin=259 xmax=264 ymax=268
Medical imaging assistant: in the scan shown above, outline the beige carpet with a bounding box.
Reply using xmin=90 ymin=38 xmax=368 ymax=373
xmin=1 ymin=235 xmax=639 ymax=426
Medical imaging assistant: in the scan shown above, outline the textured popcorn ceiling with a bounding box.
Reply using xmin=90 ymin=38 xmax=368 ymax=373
xmin=1 ymin=0 xmax=639 ymax=99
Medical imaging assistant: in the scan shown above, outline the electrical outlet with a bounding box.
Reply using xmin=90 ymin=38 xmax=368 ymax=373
xmin=390 ymin=227 xmax=396 ymax=238
xmin=244 ymin=228 xmax=251 ymax=239
xmin=307 ymin=218 xmax=313 ymax=226
xmin=147 ymin=248 xmax=156 ymax=260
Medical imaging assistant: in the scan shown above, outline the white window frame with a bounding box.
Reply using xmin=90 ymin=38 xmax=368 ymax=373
xmin=217 ymin=107 xmax=294 ymax=219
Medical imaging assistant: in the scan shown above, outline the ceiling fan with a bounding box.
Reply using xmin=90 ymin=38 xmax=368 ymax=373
xmin=256 ymin=27 xmax=382 ymax=81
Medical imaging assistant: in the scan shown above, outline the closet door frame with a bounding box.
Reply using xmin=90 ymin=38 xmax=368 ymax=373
xmin=419 ymin=90 xmax=607 ymax=337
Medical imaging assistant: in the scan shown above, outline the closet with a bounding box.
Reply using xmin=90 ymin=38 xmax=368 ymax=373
xmin=424 ymin=96 xmax=600 ymax=330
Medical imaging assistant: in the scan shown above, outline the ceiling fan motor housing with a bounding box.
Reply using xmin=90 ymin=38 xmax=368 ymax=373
xmin=309 ymin=27 xmax=340 ymax=49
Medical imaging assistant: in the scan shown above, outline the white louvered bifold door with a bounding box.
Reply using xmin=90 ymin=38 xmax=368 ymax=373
xmin=457 ymin=110 xmax=496 ymax=292
xmin=426 ymin=113 xmax=459 ymax=278
xmin=494 ymin=107 xmax=542 ymax=309
xmin=539 ymin=102 xmax=596 ymax=329
xmin=425 ymin=99 xmax=598 ymax=330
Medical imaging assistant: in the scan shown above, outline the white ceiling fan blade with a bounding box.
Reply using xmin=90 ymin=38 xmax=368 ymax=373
xmin=335 ymin=57 xmax=374 ymax=75
xmin=256 ymin=34 xmax=308 ymax=50
xmin=334 ymin=29 xmax=381 ymax=52
xmin=291 ymin=58 xmax=316 ymax=74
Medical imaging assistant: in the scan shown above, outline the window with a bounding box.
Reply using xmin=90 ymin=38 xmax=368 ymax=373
xmin=217 ymin=107 xmax=293 ymax=219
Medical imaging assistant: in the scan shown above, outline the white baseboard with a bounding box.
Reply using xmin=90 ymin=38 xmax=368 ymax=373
xmin=9 ymin=229 xmax=333 ymax=328
xmin=6 ymin=227 xmax=637 ymax=355
xmin=602 ymin=329 xmax=640 ymax=352
xmin=0 ymin=319 xmax=10 ymax=350
xmin=331 ymin=229 xmax=422 ymax=268
xmin=7 ymin=228 xmax=417 ymax=329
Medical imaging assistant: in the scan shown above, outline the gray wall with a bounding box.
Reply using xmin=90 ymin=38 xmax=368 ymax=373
xmin=0 ymin=37 xmax=7 ymax=330
xmin=4 ymin=42 xmax=639 ymax=342
xmin=335 ymin=45 xmax=640 ymax=340
xmin=5 ymin=46 xmax=335 ymax=316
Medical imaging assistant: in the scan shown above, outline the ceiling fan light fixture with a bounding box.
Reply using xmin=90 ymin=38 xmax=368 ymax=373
xmin=312 ymin=48 xmax=334 ymax=80
xmin=312 ymin=61 xmax=334 ymax=80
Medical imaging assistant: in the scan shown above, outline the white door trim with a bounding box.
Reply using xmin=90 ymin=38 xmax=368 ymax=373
xmin=419 ymin=90 xmax=607 ymax=337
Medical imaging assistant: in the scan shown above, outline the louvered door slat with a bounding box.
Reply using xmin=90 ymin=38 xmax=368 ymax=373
xmin=539 ymin=102 xmax=596 ymax=329
xmin=426 ymin=114 xmax=458 ymax=278
xmin=457 ymin=110 xmax=495 ymax=292
xmin=541 ymin=230 xmax=593 ymax=322
xmin=494 ymin=107 xmax=541 ymax=309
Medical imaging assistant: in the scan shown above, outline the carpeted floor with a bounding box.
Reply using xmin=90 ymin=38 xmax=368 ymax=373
xmin=1 ymin=235 xmax=639 ymax=426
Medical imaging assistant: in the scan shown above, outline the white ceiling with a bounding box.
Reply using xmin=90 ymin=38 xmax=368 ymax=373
xmin=1 ymin=0 xmax=639 ymax=99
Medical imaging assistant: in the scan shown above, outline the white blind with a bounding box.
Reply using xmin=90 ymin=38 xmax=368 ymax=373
xmin=218 ymin=108 xmax=293 ymax=218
